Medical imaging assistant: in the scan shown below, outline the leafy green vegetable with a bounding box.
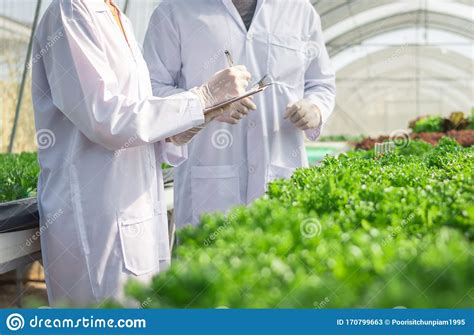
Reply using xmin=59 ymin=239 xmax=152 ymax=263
xmin=411 ymin=116 xmax=444 ymax=133
xmin=0 ymin=153 xmax=40 ymax=203
xmin=125 ymin=139 xmax=473 ymax=308
xmin=469 ymin=107 xmax=474 ymax=130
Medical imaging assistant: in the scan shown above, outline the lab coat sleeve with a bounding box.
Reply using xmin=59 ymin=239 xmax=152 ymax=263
xmin=143 ymin=5 xmax=187 ymax=98
xmin=41 ymin=1 xmax=204 ymax=152
xmin=303 ymin=9 xmax=336 ymax=141
xmin=143 ymin=4 xmax=191 ymax=166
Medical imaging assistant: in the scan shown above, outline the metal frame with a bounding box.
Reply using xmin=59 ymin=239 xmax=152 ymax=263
xmin=7 ymin=0 xmax=42 ymax=153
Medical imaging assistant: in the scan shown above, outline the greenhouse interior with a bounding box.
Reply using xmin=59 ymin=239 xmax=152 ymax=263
xmin=0 ymin=0 xmax=473 ymax=312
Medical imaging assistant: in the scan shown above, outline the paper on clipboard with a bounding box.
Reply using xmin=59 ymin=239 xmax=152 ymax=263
xmin=204 ymin=82 xmax=273 ymax=114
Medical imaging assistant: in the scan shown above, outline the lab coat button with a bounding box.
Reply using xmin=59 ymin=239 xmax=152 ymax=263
xmin=249 ymin=165 xmax=256 ymax=174
xmin=249 ymin=121 xmax=256 ymax=129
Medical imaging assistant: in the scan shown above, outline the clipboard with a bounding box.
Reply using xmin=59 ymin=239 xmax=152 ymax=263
xmin=204 ymin=82 xmax=273 ymax=114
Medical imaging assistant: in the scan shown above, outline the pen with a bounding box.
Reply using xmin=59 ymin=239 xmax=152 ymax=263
xmin=224 ymin=50 xmax=234 ymax=67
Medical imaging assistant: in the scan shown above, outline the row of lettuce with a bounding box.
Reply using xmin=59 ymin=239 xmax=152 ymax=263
xmin=122 ymin=138 xmax=473 ymax=308
xmin=409 ymin=111 xmax=474 ymax=133
xmin=0 ymin=154 xmax=173 ymax=203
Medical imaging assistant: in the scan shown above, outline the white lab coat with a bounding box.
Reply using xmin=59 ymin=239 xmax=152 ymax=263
xmin=32 ymin=0 xmax=204 ymax=305
xmin=143 ymin=0 xmax=336 ymax=227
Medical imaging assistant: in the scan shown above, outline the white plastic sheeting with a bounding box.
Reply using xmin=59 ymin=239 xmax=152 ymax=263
xmin=1 ymin=0 xmax=473 ymax=143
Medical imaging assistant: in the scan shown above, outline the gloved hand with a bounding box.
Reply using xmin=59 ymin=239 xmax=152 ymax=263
xmin=216 ymin=97 xmax=257 ymax=124
xmin=284 ymin=99 xmax=322 ymax=130
xmin=193 ymin=65 xmax=252 ymax=122
xmin=169 ymin=125 xmax=205 ymax=146
xmin=173 ymin=66 xmax=253 ymax=145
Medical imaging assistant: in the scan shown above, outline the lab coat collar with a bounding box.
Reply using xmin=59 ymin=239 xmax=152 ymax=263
xmin=221 ymin=0 xmax=266 ymax=33
xmin=253 ymin=0 xmax=266 ymax=23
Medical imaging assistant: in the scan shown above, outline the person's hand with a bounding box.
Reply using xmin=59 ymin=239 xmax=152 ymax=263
xmin=216 ymin=97 xmax=257 ymax=125
xmin=284 ymin=99 xmax=322 ymax=130
xmin=169 ymin=125 xmax=204 ymax=146
xmin=194 ymin=65 xmax=251 ymax=108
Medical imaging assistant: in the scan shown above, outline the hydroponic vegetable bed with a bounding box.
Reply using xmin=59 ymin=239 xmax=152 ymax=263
xmin=0 ymin=153 xmax=177 ymax=231
xmin=0 ymin=154 xmax=41 ymax=274
xmin=124 ymin=138 xmax=473 ymax=308
xmin=0 ymin=153 xmax=40 ymax=234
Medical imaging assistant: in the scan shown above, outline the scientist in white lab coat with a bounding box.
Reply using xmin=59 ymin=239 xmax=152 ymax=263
xmin=32 ymin=0 xmax=253 ymax=305
xmin=143 ymin=0 xmax=336 ymax=227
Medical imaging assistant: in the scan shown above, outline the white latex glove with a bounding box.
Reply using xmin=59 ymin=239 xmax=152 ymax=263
xmin=171 ymin=66 xmax=252 ymax=145
xmin=216 ymin=97 xmax=257 ymax=124
xmin=169 ymin=124 xmax=205 ymax=146
xmin=284 ymin=99 xmax=322 ymax=130
xmin=193 ymin=65 xmax=251 ymax=122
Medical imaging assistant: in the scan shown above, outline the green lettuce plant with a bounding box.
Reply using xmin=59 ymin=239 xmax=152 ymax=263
xmin=125 ymin=138 xmax=473 ymax=308
xmin=0 ymin=153 xmax=39 ymax=203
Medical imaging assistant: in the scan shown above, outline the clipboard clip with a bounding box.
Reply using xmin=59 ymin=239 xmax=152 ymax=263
xmin=203 ymin=75 xmax=274 ymax=114
xmin=251 ymin=74 xmax=273 ymax=90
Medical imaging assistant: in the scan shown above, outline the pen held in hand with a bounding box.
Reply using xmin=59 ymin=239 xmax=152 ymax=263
xmin=225 ymin=50 xmax=234 ymax=67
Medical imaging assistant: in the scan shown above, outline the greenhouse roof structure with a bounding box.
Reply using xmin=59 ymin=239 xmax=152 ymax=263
xmin=0 ymin=0 xmax=473 ymax=151
xmin=0 ymin=14 xmax=30 ymax=43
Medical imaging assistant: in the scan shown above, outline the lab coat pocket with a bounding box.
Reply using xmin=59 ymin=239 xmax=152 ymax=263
xmin=191 ymin=165 xmax=241 ymax=224
xmin=268 ymin=34 xmax=306 ymax=88
xmin=118 ymin=214 xmax=161 ymax=276
xmin=267 ymin=164 xmax=296 ymax=184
